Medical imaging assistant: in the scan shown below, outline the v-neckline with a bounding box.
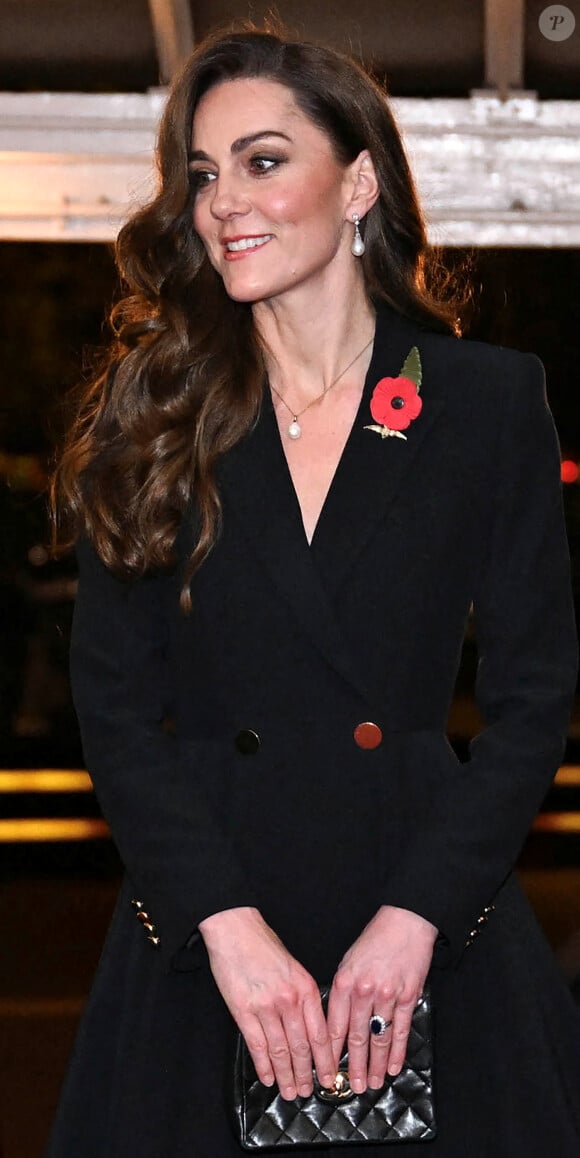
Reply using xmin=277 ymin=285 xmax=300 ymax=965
xmin=214 ymin=300 xmax=440 ymax=700
xmin=265 ymin=322 xmax=384 ymax=552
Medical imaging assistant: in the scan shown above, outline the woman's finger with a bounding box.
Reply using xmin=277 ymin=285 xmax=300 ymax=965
xmin=242 ymin=1016 xmax=276 ymax=1087
xmin=302 ymin=989 xmax=337 ymax=1091
xmin=382 ymin=996 xmax=417 ymax=1077
xmin=280 ymin=1007 xmax=315 ymax=1096
xmin=258 ymin=1009 xmax=297 ymax=1100
xmin=367 ymin=1009 xmax=395 ymax=1089
xmin=326 ymin=980 xmax=352 ymax=1072
xmin=345 ymin=988 xmax=375 ymax=1093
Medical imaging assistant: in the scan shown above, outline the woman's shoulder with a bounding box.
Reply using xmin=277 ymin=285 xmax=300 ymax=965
xmin=378 ymin=300 xmax=543 ymax=398
xmin=420 ymin=324 xmax=542 ymax=374
xmin=418 ymin=326 xmax=547 ymax=410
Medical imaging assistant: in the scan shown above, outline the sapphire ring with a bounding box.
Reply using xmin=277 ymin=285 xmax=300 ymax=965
xmin=369 ymin=1014 xmax=392 ymax=1037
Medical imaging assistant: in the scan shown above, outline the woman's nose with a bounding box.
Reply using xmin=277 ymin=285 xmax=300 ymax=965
xmin=209 ymin=176 xmax=251 ymax=220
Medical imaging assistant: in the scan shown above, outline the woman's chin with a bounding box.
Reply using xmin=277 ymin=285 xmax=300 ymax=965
xmin=222 ymin=276 xmax=276 ymax=304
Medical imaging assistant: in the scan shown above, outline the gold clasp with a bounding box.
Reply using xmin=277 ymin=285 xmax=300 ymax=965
xmin=316 ymin=1070 xmax=355 ymax=1103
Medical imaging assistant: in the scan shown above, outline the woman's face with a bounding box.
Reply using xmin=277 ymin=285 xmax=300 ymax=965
xmin=189 ymin=77 xmax=360 ymax=304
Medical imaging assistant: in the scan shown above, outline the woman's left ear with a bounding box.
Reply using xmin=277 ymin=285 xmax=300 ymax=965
xmin=347 ymin=150 xmax=380 ymax=220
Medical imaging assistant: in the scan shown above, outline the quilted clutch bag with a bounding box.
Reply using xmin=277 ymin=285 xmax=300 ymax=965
xmin=233 ymin=984 xmax=435 ymax=1150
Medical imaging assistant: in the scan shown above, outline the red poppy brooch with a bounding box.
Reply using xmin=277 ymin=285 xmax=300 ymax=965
xmin=364 ymin=346 xmax=423 ymax=440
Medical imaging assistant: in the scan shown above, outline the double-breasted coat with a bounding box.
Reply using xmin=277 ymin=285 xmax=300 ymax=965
xmin=45 ymin=300 xmax=580 ymax=1157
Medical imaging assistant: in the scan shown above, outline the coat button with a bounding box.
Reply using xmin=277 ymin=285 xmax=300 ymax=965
xmin=235 ymin=729 xmax=261 ymax=755
xmin=353 ymin=722 xmax=383 ymax=749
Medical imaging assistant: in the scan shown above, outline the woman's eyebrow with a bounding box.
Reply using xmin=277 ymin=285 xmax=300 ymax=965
xmin=189 ymin=130 xmax=292 ymax=164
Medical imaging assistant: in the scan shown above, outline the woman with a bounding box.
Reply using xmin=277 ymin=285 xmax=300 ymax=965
xmin=46 ymin=26 xmax=580 ymax=1158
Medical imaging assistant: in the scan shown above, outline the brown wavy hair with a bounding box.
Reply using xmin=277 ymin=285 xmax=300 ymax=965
xmin=52 ymin=24 xmax=471 ymax=610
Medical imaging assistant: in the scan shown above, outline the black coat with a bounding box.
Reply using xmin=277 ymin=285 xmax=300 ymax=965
xmin=46 ymin=301 xmax=580 ymax=1156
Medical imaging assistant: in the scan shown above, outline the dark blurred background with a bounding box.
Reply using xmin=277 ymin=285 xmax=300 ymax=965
xmin=2 ymin=3 xmax=580 ymax=1156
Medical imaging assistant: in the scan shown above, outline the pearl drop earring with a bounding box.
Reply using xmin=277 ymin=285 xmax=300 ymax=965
xmin=351 ymin=213 xmax=365 ymax=257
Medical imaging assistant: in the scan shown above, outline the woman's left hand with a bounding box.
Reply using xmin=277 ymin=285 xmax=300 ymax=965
xmin=326 ymin=905 xmax=438 ymax=1093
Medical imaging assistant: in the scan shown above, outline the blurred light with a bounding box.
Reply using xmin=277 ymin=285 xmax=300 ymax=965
xmin=533 ymin=812 xmax=580 ymax=833
xmin=554 ymin=765 xmax=580 ymax=786
xmin=0 ymin=997 xmax=85 ymax=1018
xmin=0 ymin=451 xmax=46 ymax=490
xmin=0 ymin=818 xmax=108 ymax=842
xmin=28 ymin=544 xmax=49 ymax=566
xmin=0 ymin=769 xmax=92 ymax=792
xmin=561 ymin=459 xmax=579 ymax=483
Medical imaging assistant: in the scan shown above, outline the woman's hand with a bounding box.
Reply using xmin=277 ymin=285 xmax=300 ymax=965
xmin=199 ymin=906 xmax=336 ymax=1100
xmin=326 ymin=905 xmax=438 ymax=1093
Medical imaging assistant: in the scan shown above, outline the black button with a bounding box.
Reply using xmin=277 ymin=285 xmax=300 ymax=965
xmin=235 ymin=729 xmax=261 ymax=755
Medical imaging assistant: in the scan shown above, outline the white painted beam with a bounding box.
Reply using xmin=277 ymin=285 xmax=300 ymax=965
xmin=0 ymin=153 xmax=157 ymax=241
xmin=393 ymin=91 xmax=580 ymax=246
xmin=1 ymin=91 xmax=579 ymax=245
xmin=0 ymin=92 xmax=163 ymax=241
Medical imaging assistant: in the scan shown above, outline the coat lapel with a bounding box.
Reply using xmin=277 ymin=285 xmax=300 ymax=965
xmin=217 ymin=299 xmax=447 ymax=704
xmin=217 ymin=380 xmax=366 ymax=698
xmin=310 ymin=301 xmax=446 ymax=594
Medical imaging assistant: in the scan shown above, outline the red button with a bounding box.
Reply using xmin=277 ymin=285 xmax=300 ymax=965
xmin=353 ymin=722 xmax=383 ymax=749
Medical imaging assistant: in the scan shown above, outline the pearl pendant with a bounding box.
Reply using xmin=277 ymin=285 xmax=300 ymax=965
xmin=288 ymin=420 xmax=302 ymax=439
xmin=351 ymin=234 xmax=365 ymax=257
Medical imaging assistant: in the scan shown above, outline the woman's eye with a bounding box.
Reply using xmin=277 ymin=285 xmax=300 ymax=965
xmin=249 ymin=155 xmax=284 ymax=174
xmin=189 ymin=169 xmax=216 ymax=192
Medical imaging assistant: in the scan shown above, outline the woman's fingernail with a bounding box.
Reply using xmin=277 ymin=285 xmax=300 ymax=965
xmin=351 ymin=1078 xmax=365 ymax=1093
xmin=299 ymin=1084 xmax=313 ymax=1097
xmin=388 ymin=1063 xmax=401 ymax=1076
xmin=368 ymin=1076 xmax=383 ymax=1089
xmin=322 ymin=1074 xmax=335 ymax=1088
xmin=283 ymin=1086 xmax=296 ymax=1100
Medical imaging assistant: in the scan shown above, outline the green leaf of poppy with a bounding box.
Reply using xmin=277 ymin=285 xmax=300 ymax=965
xmin=399 ymin=346 xmax=422 ymax=393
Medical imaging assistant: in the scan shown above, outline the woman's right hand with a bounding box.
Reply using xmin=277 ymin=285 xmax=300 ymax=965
xmin=199 ymin=906 xmax=336 ymax=1100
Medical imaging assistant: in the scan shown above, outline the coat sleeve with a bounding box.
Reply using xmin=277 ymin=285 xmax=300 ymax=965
xmin=384 ymin=351 xmax=578 ymax=968
xmin=70 ymin=538 xmax=261 ymax=970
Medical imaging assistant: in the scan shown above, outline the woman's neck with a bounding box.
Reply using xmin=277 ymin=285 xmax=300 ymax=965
xmin=252 ymin=281 xmax=376 ymax=404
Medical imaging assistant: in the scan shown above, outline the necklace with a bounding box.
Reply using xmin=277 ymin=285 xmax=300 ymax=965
xmin=269 ymin=333 xmax=375 ymax=440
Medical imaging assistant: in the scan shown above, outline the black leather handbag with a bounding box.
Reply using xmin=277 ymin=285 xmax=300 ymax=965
xmin=233 ymin=984 xmax=436 ymax=1150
